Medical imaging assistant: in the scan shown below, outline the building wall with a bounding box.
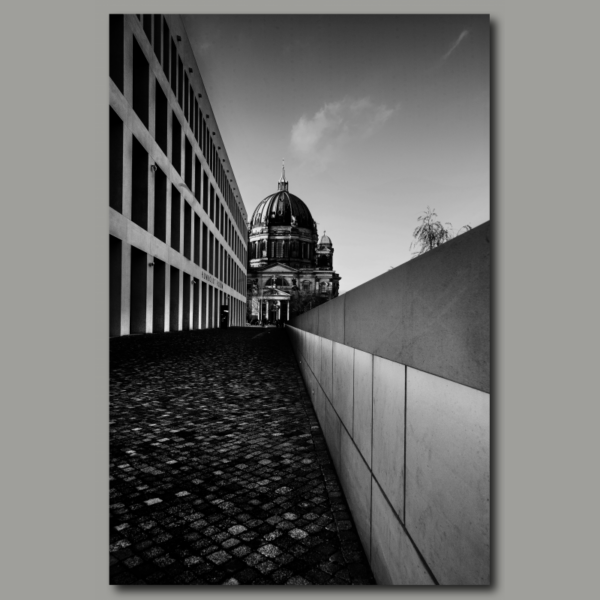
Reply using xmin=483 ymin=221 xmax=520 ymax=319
xmin=109 ymin=15 xmax=248 ymax=337
xmin=287 ymin=221 xmax=490 ymax=585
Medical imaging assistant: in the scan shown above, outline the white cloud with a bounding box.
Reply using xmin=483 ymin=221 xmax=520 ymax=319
xmin=442 ymin=30 xmax=470 ymax=61
xmin=290 ymin=97 xmax=395 ymax=171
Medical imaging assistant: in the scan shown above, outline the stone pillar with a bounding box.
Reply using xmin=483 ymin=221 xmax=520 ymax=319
xmin=121 ymin=242 xmax=131 ymax=336
xmin=146 ymin=256 xmax=153 ymax=333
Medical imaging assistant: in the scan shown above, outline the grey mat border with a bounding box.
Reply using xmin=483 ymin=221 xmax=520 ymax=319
xmin=3 ymin=0 xmax=598 ymax=598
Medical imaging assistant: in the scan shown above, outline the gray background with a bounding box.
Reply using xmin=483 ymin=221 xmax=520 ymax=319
xmin=3 ymin=0 xmax=598 ymax=598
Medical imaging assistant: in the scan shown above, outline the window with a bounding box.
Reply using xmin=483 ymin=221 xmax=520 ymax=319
xmin=170 ymin=266 xmax=179 ymax=331
xmin=183 ymin=201 xmax=191 ymax=259
xmin=155 ymin=83 xmax=168 ymax=155
xmin=109 ymin=108 xmax=123 ymax=213
xmin=266 ymin=277 xmax=289 ymax=287
xmin=202 ymin=223 xmax=208 ymax=269
xmin=194 ymin=214 xmax=200 ymax=266
xmin=153 ymin=15 xmax=161 ymax=59
xmin=171 ymin=114 xmax=181 ymax=174
xmin=203 ymin=171 xmax=209 ymax=213
xmin=184 ymin=136 xmax=192 ymax=188
xmin=153 ymin=166 xmax=167 ymax=242
xmin=109 ymin=15 xmax=124 ymax=92
xmin=170 ymin=40 xmax=177 ymax=94
xmin=178 ymin=57 xmax=184 ymax=106
xmin=219 ymin=243 xmax=223 ymax=280
xmin=143 ymin=15 xmax=152 ymax=42
xmin=131 ymin=136 xmax=148 ymax=230
xmin=132 ymin=37 xmax=149 ymax=127
xmin=170 ymin=185 xmax=180 ymax=251
xmin=184 ymin=72 xmax=189 ymax=121
xmin=194 ymin=157 xmax=201 ymax=202
xmin=190 ymin=89 xmax=195 ymax=134
xmin=162 ymin=19 xmax=170 ymax=76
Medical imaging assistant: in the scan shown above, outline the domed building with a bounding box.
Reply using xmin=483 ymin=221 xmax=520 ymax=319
xmin=247 ymin=163 xmax=341 ymax=323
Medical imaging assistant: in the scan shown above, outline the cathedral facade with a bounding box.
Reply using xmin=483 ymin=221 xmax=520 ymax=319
xmin=247 ymin=165 xmax=341 ymax=323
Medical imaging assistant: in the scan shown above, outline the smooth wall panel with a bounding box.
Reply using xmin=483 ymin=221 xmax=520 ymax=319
xmin=312 ymin=333 xmax=321 ymax=381
xmin=372 ymin=356 xmax=406 ymax=519
xmin=307 ymin=331 xmax=316 ymax=374
xmin=371 ymin=481 xmax=434 ymax=586
xmin=320 ymin=338 xmax=333 ymax=400
xmin=353 ymin=348 xmax=373 ymax=467
xmin=303 ymin=361 xmax=318 ymax=409
xmin=339 ymin=427 xmax=372 ymax=561
xmin=323 ymin=397 xmax=342 ymax=475
xmin=314 ymin=382 xmax=328 ymax=434
xmin=302 ymin=330 xmax=310 ymax=370
xmin=332 ymin=342 xmax=354 ymax=433
xmin=299 ymin=329 xmax=306 ymax=363
xmin=292 ymin=327 xmax=300 ymax=357
xmin=344 ymin=222 xmax=490 ymax=393
xmin=405 ymin=368 xmax=490 ymax=585
xmin=317 ymin=294 xmax=345 ymax=344
xmin=300 ymin=304 xmax=318 ymax=335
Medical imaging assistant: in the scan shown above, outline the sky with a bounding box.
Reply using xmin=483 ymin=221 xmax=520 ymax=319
xmin=182 ymin=15 xmax=489 ymax=294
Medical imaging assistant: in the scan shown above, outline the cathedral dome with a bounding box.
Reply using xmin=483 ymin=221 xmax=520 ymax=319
xmin=319 ymin=232 xmax=332 ymax=246
xmin=251 ymin=191 xmax=316 ymax=230
xmin=250 ymin=162 xmax=316 ymax=232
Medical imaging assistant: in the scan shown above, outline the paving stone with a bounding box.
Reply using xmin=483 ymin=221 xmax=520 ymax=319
xmin=258 ymin=544 xmax=281 ymax=558
xmin=244 ymin=552 xmax=266 ymax=567
xmin=110 ymin=328 xmax=375 ymax=585
xmin=286 ymin=575 xmax=311 ymax=585
xmin=236 ymin=567 xmax=259 ymax=584
xmin=255 ymin=559 xmax=278 ymax=575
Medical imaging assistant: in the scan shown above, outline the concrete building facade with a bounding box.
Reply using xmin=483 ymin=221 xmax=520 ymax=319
xmin=247 ymin=165 xmax=341 ymax=323
xmin=109 ymin=15 xmax=248 ymax=337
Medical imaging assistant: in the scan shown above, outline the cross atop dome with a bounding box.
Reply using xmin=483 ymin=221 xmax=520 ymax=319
xmin=278 ymin=159 xmax=289 ymax=192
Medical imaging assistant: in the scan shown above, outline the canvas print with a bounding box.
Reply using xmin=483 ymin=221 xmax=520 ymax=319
xmin=109 ymin=14 xmax=490 ymax=585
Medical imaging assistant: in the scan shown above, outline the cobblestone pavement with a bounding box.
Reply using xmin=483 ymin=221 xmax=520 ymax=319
xmin=110 ymin=327 xmax=376 ymax=585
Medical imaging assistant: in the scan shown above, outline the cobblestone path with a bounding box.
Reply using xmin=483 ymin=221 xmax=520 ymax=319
xmin=110 ymin=328 xmax=375 ymax=585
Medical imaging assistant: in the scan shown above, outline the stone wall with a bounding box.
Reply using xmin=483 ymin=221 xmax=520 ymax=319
xmin=287 ymin=221 xmax=490 ymax=585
